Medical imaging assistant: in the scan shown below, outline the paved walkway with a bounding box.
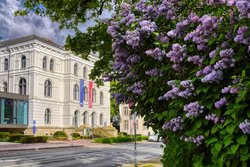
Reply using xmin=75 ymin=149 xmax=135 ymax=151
xmin=0 ymin=139 xmax=113 ymax=152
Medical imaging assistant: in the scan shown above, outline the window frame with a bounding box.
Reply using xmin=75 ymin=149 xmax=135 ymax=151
xmin=43 ymin=56 xmax=47 ymax=70
xmin=44 ymin=109 xmax=51 ymax=124
xmin=73 ymin=84 xmax=79 ymax=100
xmin=19 ymin=78 xmax=26 ymax=95
xmin=21 ymin=55 xmax=26 ymax=69
xmin=44 ymin=80 xmax=52 ymax=97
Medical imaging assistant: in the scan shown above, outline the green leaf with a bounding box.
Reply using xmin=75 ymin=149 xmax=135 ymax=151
xmin=241 ymin=70 xmax=246 ymax=78
xmin=240 ymin=146 xmax=248 ymax=154
xmin=223 ymin=135 xmax=233 ymax=147
xmin=205 ymin=137 xmax=217 ymax=145
xmin=240 ymin=154 xmax=249 ymax=161
xmin=226 ymin=124 xmax=236 ymax=134
xmin=236 ymin=135 xmax=247 ymax=145
xmin=152 ymin=32 xmax=159 ymax=36
xmin=230 ymin=144 xmax=239 ymax=155
xmin=215 ymin=143 xmax=222 ymax=153
xmin=211 ymin=126 xmax=219 ymax=134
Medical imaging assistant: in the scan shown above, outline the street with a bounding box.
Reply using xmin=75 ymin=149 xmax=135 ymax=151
xmin=0 ymin=142 xmax=163 ymax=167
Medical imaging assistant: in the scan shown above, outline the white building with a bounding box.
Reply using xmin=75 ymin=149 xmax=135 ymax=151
xmin=0 ymin=35 xmax=110 ymax=135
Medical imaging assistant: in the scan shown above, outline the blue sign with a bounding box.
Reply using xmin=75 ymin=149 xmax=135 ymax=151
xmin=32 ymin=126 xmax=36 ymax=134
xmin=80 ymin=79 xmax=84 ymax=107
xmin=33 ymin=120 xmax=36 ymax=125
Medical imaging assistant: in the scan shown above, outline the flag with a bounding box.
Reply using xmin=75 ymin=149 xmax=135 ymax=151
xmin=88 ymin=81 xmax=93 ymax=108
xmin=80 ymin=79 xmax=84 ymax=107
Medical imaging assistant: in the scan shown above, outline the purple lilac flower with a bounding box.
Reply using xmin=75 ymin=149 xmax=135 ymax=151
xmin=166 ymin=44 xmax=186 ymax=70
xmin=222 ymin=85 xmax=241 ymax=94
xmin=239 ymin=120 xmax=250 ymax=134
xmin=162 ymin=116 xmax=184 ymax=132
xmin=180 ymin=135 xmax=205 ymax=146
xmin=227 ymin=0 xmax=236 ymax=6
xmin=209 ymin=49 xmax=217 ymax=58
xmin=123 ymin=30 xmax=141 ymax=49
xmin=112 ymin=93 xmax=127 ymax=104
xmin=184 ymin=15 xmax=221 ymax=50
xmin=120 ymin=13 xmax=135 ymax=26
xmin=234 ymin=26 xmax=250 ymax=45
xmin=205 ymin=113 xmax=225 ymax=124
xmin=145 ymin=47 xmax=166 ymax=61
xmin=126 ymin=55 xmax=141 ymax=64
xmin=120 ymin=3 xmax=131 ymax=17
xmin=183 ymin=101 xmax=204 ymax=117
xmin=139 ymin=20 xmax=157 ymax=36
xmin=214 ymin=97 xmax=228 ymax=109
xmin=127 ymin=82 xmax=144 ymax=95
xmin=235 ymin=0 xmax=250 ymax=19
xmin=201 ymin=70 xmax=223 ymax=83
xmin=145 ymin=68 xmax=163 ymax=77
xmin=187 ymin=55 xmax=204 ymax=66
xmin=156 ymin=0 xmax=178 ymax=20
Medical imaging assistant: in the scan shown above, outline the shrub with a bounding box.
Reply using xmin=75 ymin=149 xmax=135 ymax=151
xmin=19 ymin=135 xmax=35 ymax=143
xmin=34 ymin=136 xmax=48 ymax=143
xmin=53 ymin=131 xmax=68 ymax=139
xmin=118 ymin=132 xmax=128 ymax=136
xmin=0 ymin=132 xmax=10 ymax=142
xmin=141 ymin=136 xmax=149 ymax=140
xmin=8 ymin=134 xmax=24 ymax=142
xmin=71 ymin=132 xmax=81 ymax=139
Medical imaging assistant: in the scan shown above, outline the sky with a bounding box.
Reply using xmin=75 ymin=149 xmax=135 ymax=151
xmin=0 ymin=0 xmax=112 ymax=45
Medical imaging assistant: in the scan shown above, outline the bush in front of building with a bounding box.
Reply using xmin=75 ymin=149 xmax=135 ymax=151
xmin=118 ymin=132 xmax=128 ymax=136
xmin=19 ymin=135 xmax=48 ymax=143
xmin=52 ymin=131 xmax=68 ymax=140
xmin=8 ymin=133 xmax=25 ymax=142
xmin=71 ymin=132 xmax=81 ymax=139
xmin=94 ymin=136 xmax=145 ymax=144
xmin=0 ymin=132 xmax=10 ymax=142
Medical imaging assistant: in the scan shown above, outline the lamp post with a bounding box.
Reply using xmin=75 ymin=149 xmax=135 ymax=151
xmin=134 ymin=111 xmax=137 ymax=167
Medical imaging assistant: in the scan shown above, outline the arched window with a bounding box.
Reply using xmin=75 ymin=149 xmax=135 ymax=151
xmin=92 ymin=88 xmax=96 ymax=103
xmin=3 ymin=82 xmax=7 ymax=92
xmin=44 ymin=80 xmax=52 ymax=97
xmin=21 ymin=55 xmax=26 ymax=68
xmin=19 ymin=78 xmax=26 ymax=95
xmin=74 ymin=110 xmax=79 ymax=127
xmin=83 ymin=66 xmax=87 ymax=78
xmin=50 ymin=59 xmax=54 ymax=72
xmin=100 ymin=113 xmax=103 ymax=126
xmin=73 ymin=84 xmax=79 ymax=100
xmin=84 ymin=86 xmax=88 ymax=102
xmin=74 ymin=63 xmax=78 ymax=76
xmin=44 ymin=109 xmax=51 ymax=124
xmin=100 ymin=92 xmax=104 ymax=105
xmin=83 ymin=111 xmax=88 ymax=125
xmin=43 ymin=56 xmax=47 ymax=70
xmin=4 ymin=58 xmax=8 ymax=71
xmin=91 ymin=112 xmax=96 ymax=128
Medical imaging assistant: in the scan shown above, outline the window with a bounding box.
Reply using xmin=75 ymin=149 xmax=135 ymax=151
xmin=100 ymin=92 xmax=104 ymax=105
xmin=91 ymin=112 xmax=96 ymax=128
xmin=44 ymin=109 xmax=51 ymax=124
xmin=74 ymin=63 xmax=78 ymax=76
xmin=124 ymin=106 xmax=129 ymax=116
xmin=4 ymin=58 xmax=8 ymax=71
xmin=3 ymin=82 xmax=7 ymax=92
xmin=43 ymin=57 xmax=47 ymax=70
xmin=92 ymin=88 xmax=96 ymax=103
xmin=74 ymin=110 xmax=79 ymax=127
xmin=21 ymin=55 xmax=26 ymax=68
xmin=44 ymin=80 xmax=52 ymax=97
xmin=83 ymin=111 xmax=88 ymax=125
xmin=123 ymin=120 xmax=129 ymax=130
xmin=19 ymin=78 xmax=26 ymax=95
xmin=84 ymin=86 xmax=88 ymax=102
xmin=100 ymin=113 xmax=103 ymax=126
xmin=50 ymin=59 xmax=54 ymax=72
xmin=73 ymin=84 xmax=79 ymax=100
xmin=83 ymin=66 xmax=87 ymax=78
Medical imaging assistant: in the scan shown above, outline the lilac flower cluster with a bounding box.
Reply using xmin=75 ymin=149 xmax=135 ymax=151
xmin=234 ymin=26 xmax=250 ymax=45
xmin=214 ymin=49 xmax=235 ymax=70
xmin=167 ymin=12 xmax=199 ymax=38
xmin=159 ymin=80 xmax=194 ymax=100
xmin=139 ymin=20 xmax=157 ymax=37
xmin=120 ymin=13 xmax=136 ymax=26
xmin=156 ymin=0 xmax=178 ymax=20
xmin=239 ymin=119 xmax=250 ymax=134
xmin=184 ymin=15 xmax=222 ymax=50
xmin=235 ymin=0 xmax=250 ymax=18
xmin=183 ymin=102 xmax=204 ymax=118
xmin=166 ymin=44 xmax=186 ymax=70
xmin=214 ymin=97 xmax=228 ymax=109
xmin=157 ymin=34 xmax=169 ymax=43
xmin=180 ymin=135 xmax=205 ymax=146
xmin=127 ymin=82 xmax=144 ymax=95
xmin=107 ymin=21 xmax=120 ymax=38
xmin=126 ymin=55 xmax=141 ymax=64
xmin=162 ymin=116 xmax=184 ymax=132
xmin=145 ymin=68 xmax=163 ymax=77
xmin=187 ymin=55 xmax=204 ymax=66
xmin=119 ymin=3 xmax=132 ymax=17
xmin=112 ymin=93 xmax=127 ymax=104
xmin=201 ymin=70 xmax=223 ymax=83
xmin=222 ymin=85 xmax=241 ymax=94
xmin=145 ymin=47 xmax=166 ymax=61
xmin=123 ymin=30 xmax=141 ymax=49
xmin=205 ymin=114 xmax=225 ymax=124
xmin=209 ymin=49 xmax=218 ymax=58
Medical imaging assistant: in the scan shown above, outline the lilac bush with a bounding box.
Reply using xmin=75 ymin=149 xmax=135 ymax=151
xmin=107 ymin=0 xmax=250 ymax=166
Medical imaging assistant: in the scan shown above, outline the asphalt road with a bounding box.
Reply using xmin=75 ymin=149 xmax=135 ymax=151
xmin=0 ymin=142 xmax=163 ymax=167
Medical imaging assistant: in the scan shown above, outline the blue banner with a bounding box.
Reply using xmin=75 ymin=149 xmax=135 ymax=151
xmin=80 ymin=79 xmax=84 ymax=107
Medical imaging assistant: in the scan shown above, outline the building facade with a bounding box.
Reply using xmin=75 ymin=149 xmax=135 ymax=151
xmin=119 ymin=104 xmax=153 ymax=136
xmin=0 ymin=35 xmax=110 ymax=135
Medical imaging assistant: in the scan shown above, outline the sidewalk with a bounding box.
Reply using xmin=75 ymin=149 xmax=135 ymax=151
xmin=0 ymin=139 xmax=112 ymax=152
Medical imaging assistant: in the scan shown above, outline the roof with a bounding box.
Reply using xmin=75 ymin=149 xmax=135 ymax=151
xmin=0 ymin=34 xmax=63 ymax=50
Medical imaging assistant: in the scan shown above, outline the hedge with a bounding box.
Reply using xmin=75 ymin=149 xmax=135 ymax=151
xmin=8 ymin=134 xmax=24 ymax=142
xmin=94 ymin=136 xmax=146 ymax=144
xmin=19 ymin=135 xmax=48 ymax=143
xmin=53 ymin=131 xmax=68 ymax=139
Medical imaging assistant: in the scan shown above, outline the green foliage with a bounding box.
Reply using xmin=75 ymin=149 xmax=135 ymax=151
xmin=8 ymin=134 xmax=24 ymax=142
xmin=94 ymin=136 xmax=144 ymax=144
xmin=19 ymin=135 xmax=48 ymax=143
xmin=0 ymin=132 xmax=10 ymax=141
xmin=71 ymin=132 xmax=81 ymax=139
xmin=53 ymin=131 xmax=68 ymax=139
